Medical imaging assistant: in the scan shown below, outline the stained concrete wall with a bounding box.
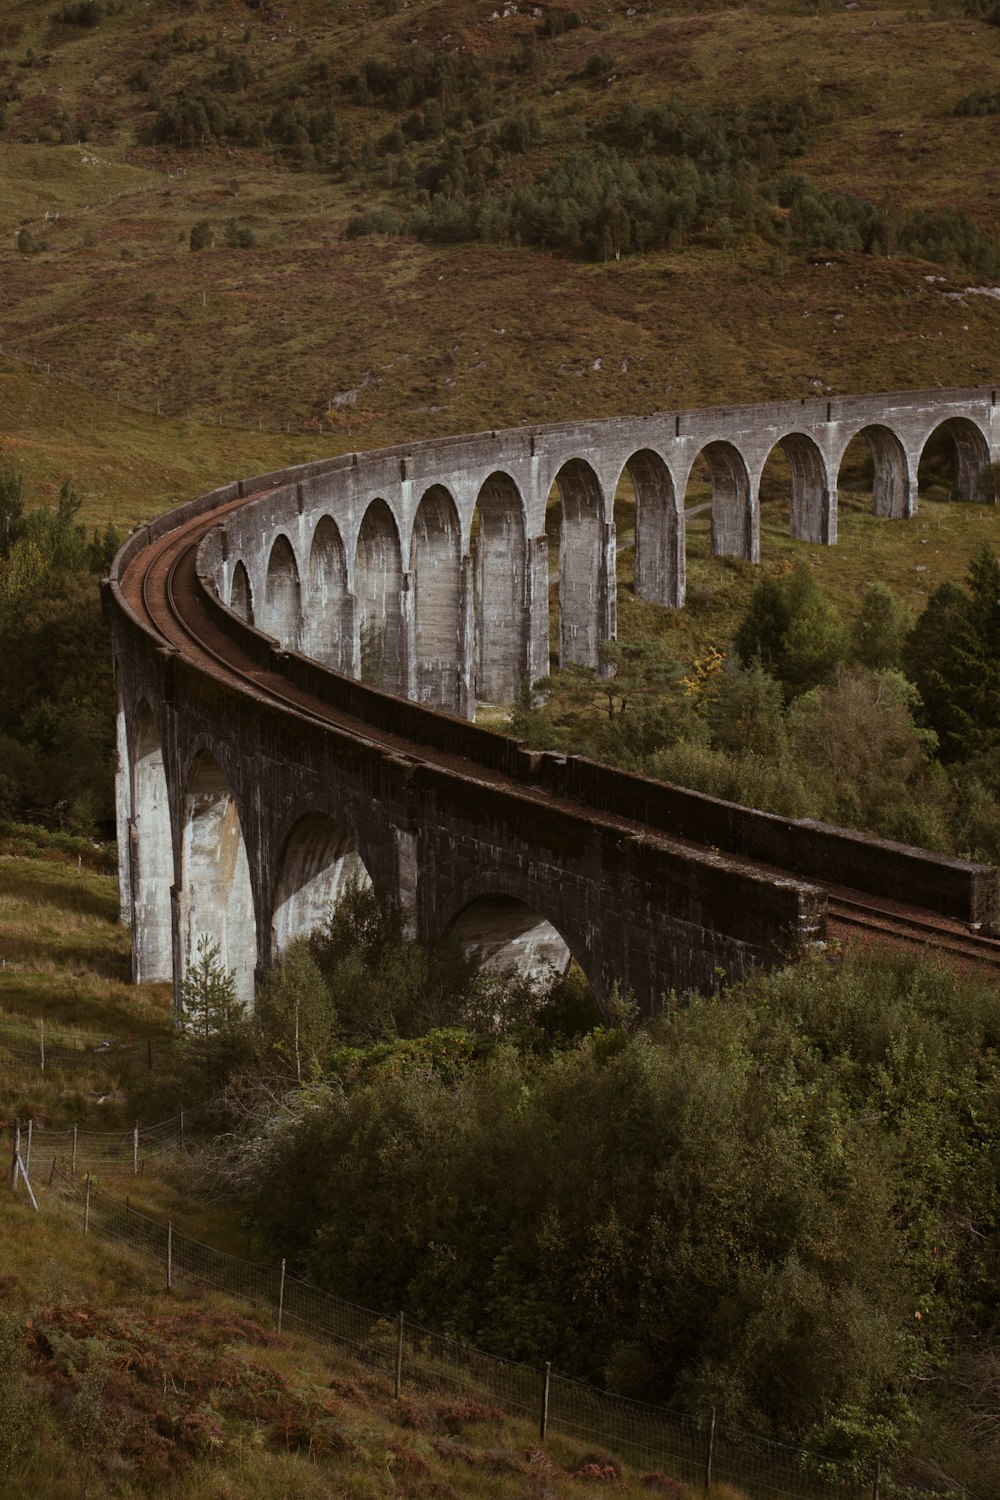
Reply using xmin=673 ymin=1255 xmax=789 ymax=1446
xmin=111 ymin=386 xmax=999 ymax=1017
xmin=207 ymin=386 xmax=997 ymax=720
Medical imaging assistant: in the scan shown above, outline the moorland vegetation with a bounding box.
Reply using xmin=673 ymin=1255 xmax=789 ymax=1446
xmin=2 ymin=0 xmax=1000 ymax=1494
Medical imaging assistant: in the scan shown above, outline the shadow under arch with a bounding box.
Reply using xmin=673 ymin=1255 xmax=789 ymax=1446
xmin=131 ymin=698 xmax=173 ymax=983
xmin=839 ymin=423 xmax=911 ymax=518
xmin=473 ymin=471 xmax=528 ymax=704
xmin=448 ymin=893 xmax=574 ymax=983
xmin=230 ymin=559 xmax=254 ymax=624
xmin=687 ymin=440 xmax=756 ymax=560
xmin=263 ymin=533 xmax=301 ymax=649
xmin=917 ymin=416 xmax=992 ymax=504
xmin=356 ymin=498 xmax=404 ymax=694
xmin=760 ymin=431 xmax=833 ymax=545
xmin=411 ymin=484 xmax=463 ymax=713
xmin=181 ymin=749 xmax=257 ymax=1006
xmin=303 ymin=515 xmax=352 ymax=673
xmin=627 ymin=448 xmax=684 ymax=608
xmin=272 ymin=811 xmax=373 ymax=956
xmin=552 ymin=456 xmax=611 ymax=668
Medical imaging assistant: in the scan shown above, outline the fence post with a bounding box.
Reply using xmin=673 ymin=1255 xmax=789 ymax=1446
xmin=25 ymin=1119 xmax=32 ymax=1176
xmin=72 ymin=1124 xmax=78 ymax=1176
xmin=39 ymin=1020 xmax=44 ymax=1074
xmin=704 ymin=1406 xmax=716 ymax=1494
xmin=277 ymin=1259 xmax=286 ymax=1334
xmin=132 ymin=1122 xmax=139 ymax=1177
xmin=394 ymin=1311 xmax=404 ymax=1399
xmin=872 ymin=1456 xmax=882 ymax=1500
xmin=84 ymin=1174 xmax=91 ymax=1234
xmin=48 ymin=1155 xmax=56 ymax=1186
xmin=540 ymin=1361 xmax=551 ymax=1443
xmin=167 ymin=1222 xmax=173 ymax=1291
xmin=10 ymin=1121 xmax=19 ymax=1191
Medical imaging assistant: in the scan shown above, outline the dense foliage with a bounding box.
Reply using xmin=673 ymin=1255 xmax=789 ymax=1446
xmin=516 ymin=551 xmax=1000 ymax=869
xmin=174 ymin=923 xmax=1000 ymax=1487
xmin=0 ymin=467 xmax=119 ymax=835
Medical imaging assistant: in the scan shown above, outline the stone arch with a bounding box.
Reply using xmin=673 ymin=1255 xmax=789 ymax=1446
xmin=627 ymin=449 xmax=684 ymax=607
xmin=687 ymin=441 xmax=756 ymax=560
xmin=410 ymin=485 xmax=463 ymax=713
xmin=761 ymin=432 xmax=834 ymax=545
xmin=356 ymin=498 xmax=404 ymax=694
xmin=230 ymin=560 xmax=254 ymax=624
xmin=473 ymin=472 xmax=528 ymax=703
xmin=131 ymin=699 xmax=173 ymax=983
xmin=180 ymin=749 xmax=257 ymax=1006
xmin=917 ymin=416 xmax=992 ymax=504
xmin=263 ymin=533 xmax=301 ymax=649
xmin=552 ymin=457 xmax=613 ymax=667
xmin=839 ymin=424 xmax=912 ymax=519
xmin=303 ymin=516 xmax=352 ymax=673
xmin=448 ymin=894 xmax=573 ymax=982
xmin=272 ymin=811 xmax=373 ymax=956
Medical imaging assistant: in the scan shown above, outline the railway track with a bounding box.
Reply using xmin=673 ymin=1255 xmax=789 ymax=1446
xmin=124 ymin=493 xmax=1000 ymax=982
xmin=828 ymin=894 xmax=1000 ymax=976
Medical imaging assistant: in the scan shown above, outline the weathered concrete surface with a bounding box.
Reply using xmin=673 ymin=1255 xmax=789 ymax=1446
xmin=110 ymin=387 xmax=999 ymax=1015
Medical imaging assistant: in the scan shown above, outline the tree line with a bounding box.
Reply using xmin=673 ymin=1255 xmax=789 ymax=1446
xmin=0 ymin=467 xmax=119 ymax=836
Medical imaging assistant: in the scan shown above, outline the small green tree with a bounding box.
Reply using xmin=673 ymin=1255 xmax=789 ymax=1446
xmin=851 ymin=583 xmax=911 ymax=671
xmin=181 ymin=933 xmax=242 ymax=1042
xmin=256 ymin=937 xmax=335 ymax=1083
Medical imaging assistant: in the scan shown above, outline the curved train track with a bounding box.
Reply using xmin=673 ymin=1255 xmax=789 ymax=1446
xmin=124 ymin=490 xmax=1000 ymax=987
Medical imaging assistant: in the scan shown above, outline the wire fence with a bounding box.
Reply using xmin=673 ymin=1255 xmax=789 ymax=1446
xmin=3 ymin=1111 xmax=196 ymax=1179
xmin=4 ymin=1144 xmax=957 ymax=1500
xmin=0 ymin=1019 xmax=177 ymax=1079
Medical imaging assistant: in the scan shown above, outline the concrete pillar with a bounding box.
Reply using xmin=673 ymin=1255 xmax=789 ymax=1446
xmin=598 ymin=521 xmax=617 ymax=676
xmin=401 ymin=570 xmax=417 ymax=700
xmin=395 ymin=826 xmax=419 ymax=939
xmin=458 ymin=553 xmax=475 ymax=720
xmin=526 ymin=535 xmax=550 ymax=684
xmin=115 ymin=697 xmax=132 ymax=930
xmin=343 ymin=591 xmax=360 ymax=679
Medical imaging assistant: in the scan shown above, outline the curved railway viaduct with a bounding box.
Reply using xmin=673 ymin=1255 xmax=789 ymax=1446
xmin=108 ymin=387 xmax=1000 ymax=1012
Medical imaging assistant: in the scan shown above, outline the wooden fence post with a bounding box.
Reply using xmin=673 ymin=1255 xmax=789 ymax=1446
xmin=540 ymin=1362 xmax=551 ymax=1443
xmin=394 ymin=1312 xmax=404 ymax=1399
xmin=704 ymin=1406 xmax=716 ymax=1493
xmin=167 ymin=1222 xmax=173 ymax=1291
xmin=277 ymin=1259 xmax=286 ymax=1334
xmin=84 ymin=1174 xmax=91 ymax=1235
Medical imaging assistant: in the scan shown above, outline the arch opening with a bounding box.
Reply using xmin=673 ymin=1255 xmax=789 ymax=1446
xmin=838 ymin=425 xmax=911 ymax=519
xmin=917 ymin=418 xmax=991 ymax=505
xmin=550 ymin=458 xmax=612 ymax=668
xmin=411 ymin=485 xmax=463 ymax=712
xmin=356 ymin=499 xmax=404 ymax=694
xmin=263 ymin=534 xmax=301 ymax=649
xmin=627 ymin=449 xmax=684 ymax=608
xmin=131 ymin=701 xmax=173 ymax=983
xmin=230 ymin=560 xmax=254 ymax=624
xmin=449 ymin=894 xmax=572 ymax=981
xmin=272 ymin=813 xmax=373 ymax=956
xmin=181 ymin=751 xmax=257 ymax=1007
xmin=760 ymin=433 xmax=833 ymax=546
xmin=686 ymin=441 xmax=755 ymax=561
xmin=303 ymin=516 xmax=351 ymax=673
xmin=473 ymin=472 xmax=527 ymax=703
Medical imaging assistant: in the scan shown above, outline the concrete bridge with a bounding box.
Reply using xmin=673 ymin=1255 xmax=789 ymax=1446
xmin=108 ymin=387 xmax=999 ymax=1014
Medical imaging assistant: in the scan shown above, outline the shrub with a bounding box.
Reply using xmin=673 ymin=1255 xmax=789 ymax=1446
xmin=189 ymin=218 xmax=213 ymax=251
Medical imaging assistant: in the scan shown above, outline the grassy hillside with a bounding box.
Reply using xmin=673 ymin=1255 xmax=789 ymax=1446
xmin=0 ymin=0 xmax=997 ymax=534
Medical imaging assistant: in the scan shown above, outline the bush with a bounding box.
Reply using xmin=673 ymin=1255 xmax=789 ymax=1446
xmin=56 ymin=0 xmax=103 ymax=25
xmin=189 ymin=218 xmax=213 ymax=251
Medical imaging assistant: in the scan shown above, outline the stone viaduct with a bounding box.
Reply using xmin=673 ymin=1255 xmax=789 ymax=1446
xmin=108 ymin=386 xmax=999 ymax=1014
